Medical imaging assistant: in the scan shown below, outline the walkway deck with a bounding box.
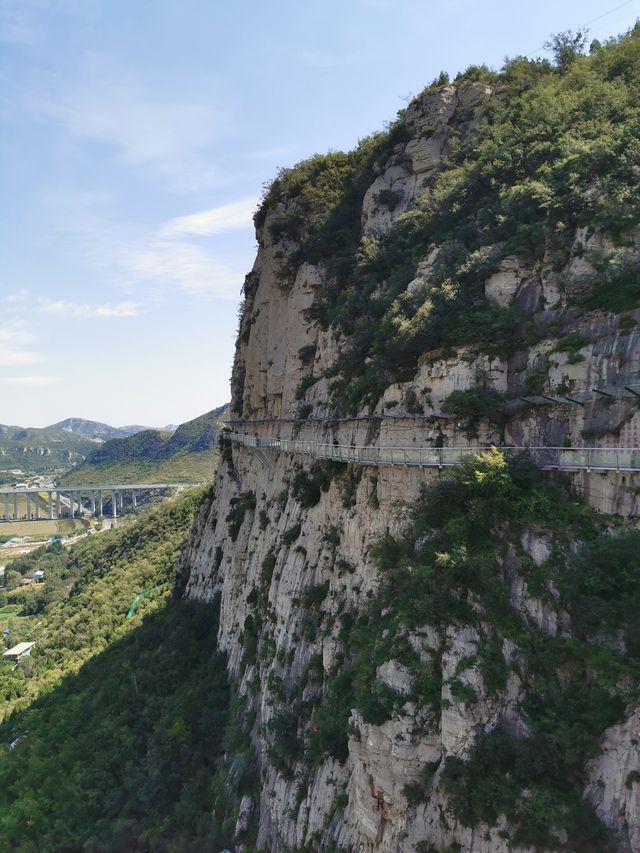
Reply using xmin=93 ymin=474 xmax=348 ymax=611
xmin=229 ymin=432 xmax=640 ymax=473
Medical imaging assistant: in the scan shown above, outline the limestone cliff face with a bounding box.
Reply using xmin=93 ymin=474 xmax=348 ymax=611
xmin=177 ymin=69 xmax=640 ymax=852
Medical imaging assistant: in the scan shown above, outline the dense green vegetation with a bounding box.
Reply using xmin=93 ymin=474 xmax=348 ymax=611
xmin=0 ymin=602 xmax=230 ymax=852
xmin=0 ymin=487 xmax=242 ymax=851
xmin=258 ymin=28 xmax=640 ymax=412
xmin=441 ymin=386 xmax=505 ymax=435
xmin=0 ymin=489 xmax=206 ymax=720
xmin=61 ymin=407 xmax=228 ymax=486
xmin=295 ymin=450 xmax=637 ymax=849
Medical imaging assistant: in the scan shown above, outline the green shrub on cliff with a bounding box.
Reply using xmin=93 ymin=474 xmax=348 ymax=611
xmin=441 ymin=386 xmax=506 ymax=433
xmin=258 ymin=28 xmax=640 ymax=412
xmin=309 ymin=450 xmax=636 ymax=848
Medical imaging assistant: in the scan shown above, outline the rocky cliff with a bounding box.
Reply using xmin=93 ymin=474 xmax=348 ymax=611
xmin=177 ymin=32 xmax=640 ymax=852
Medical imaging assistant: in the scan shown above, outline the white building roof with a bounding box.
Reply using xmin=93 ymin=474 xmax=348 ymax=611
xmin=3 ymin=642 xmax=35 ymax=658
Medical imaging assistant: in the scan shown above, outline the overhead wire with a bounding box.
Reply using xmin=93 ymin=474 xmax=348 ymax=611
xmin=524 ymin=0 xmax=638 ymax=58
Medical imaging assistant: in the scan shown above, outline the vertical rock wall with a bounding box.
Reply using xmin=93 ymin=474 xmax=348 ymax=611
xmin=177 ymin=75 xmax=640 ymax=851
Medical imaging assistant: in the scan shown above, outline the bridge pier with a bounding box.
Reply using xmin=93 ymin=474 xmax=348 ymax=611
xmin=0 ymin=483 xmax=188 ymax=523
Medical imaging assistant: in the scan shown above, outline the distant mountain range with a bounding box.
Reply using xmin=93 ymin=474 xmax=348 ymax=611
xmin=0 ymin=406 xmax=229 ymax=482
xmin=48 ymin=418 xmax=173 ymax=440
xmin=59 ymin=405 xmax=229 ymax=486
xmin=0 ymin=424 xmax=99 ymax=479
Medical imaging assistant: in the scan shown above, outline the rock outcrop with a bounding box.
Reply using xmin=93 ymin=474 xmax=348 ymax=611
xmin=177 ymin=49 xmax=640 ymax=852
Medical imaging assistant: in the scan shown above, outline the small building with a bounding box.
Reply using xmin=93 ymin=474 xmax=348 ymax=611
xmin=3 ymin=642 xmax=35 ymax=662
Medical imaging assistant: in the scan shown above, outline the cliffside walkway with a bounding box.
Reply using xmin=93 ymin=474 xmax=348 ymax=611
xmin=229 ymin=432 xmax=640 ymax=473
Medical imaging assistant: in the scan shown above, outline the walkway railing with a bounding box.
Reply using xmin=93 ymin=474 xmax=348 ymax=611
xmin=229 ymin=432 xmax=640 ymax=473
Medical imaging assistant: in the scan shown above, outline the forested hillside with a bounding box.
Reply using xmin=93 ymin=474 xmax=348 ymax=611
xmin=0 ymin=424 xmax=98 ymax=481
xmin=249 ymin=28 xmax=640 ymax=415
xmin=60 ymin=406 xmax=228 ymax=486
xmin=0 ymin=487 xmax=240 ymax=851
xmin=0 ymin=489 xmax=206 ymax=719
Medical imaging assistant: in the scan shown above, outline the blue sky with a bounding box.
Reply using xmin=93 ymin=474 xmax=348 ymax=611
xmin=1 ymin=0 xmax=637 ymax=428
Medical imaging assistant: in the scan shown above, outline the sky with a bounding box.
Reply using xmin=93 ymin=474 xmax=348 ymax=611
xmin=1 ymin=0 xmax=638 ymax=428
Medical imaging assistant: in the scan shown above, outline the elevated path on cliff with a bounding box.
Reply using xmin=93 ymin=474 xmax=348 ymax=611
xmin=228 ymin=431 xmax=640 ymax=473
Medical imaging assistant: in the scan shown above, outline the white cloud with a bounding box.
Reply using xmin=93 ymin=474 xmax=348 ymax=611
xmin=0 ymin=321 xmax=39 ymax=366
xmin=0 ymin=350 xmax=38 ymax=366
xmin=45 ymin=188 xmax=247 ymax=302
xmin=160 ymin=196 xmax=258 ymax=238
xmin=38 ymin=298 xmax=140 ymax=319
xmin=1 ymin=289 xmax=29 ymax=304
xmin=35 ymin=56 xmax=228 ymax=191
xmin=0 ymin=375 xmax=60 ymax=387
xmin=127 ymin=240 xmax=241 ymax=299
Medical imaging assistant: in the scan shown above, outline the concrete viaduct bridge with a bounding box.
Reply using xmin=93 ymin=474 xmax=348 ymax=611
xmin=0 ymin=483 xmax=192 ymax=523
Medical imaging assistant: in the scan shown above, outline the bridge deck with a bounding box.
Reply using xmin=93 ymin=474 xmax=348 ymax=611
xmin=0 ymin=483 xmax=194 ymax=495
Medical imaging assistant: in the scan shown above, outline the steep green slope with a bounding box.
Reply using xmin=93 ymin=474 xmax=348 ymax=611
xmin=0 ymin=487 xmax=236 ymax=851
xmin=0 ymin=603 xmax=230 ymax=852
xmin=296 ymin=450 xmax=638 ymax=849
xmin=60 ymin=406 xmax=228 ymax=485
xmin=0 ymin=488 xmax=207 ymax=720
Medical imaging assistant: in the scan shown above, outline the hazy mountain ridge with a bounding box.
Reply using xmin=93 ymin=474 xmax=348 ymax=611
xmin=1 ymin=407 xmax=228 ymax=481
xmin=59 ymin=405 xmax=230 ymax=485
xmin=0 ymin=424 xmax=100 ymax=479
xmin=49 ymin=417 xmax=159 ymax=439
